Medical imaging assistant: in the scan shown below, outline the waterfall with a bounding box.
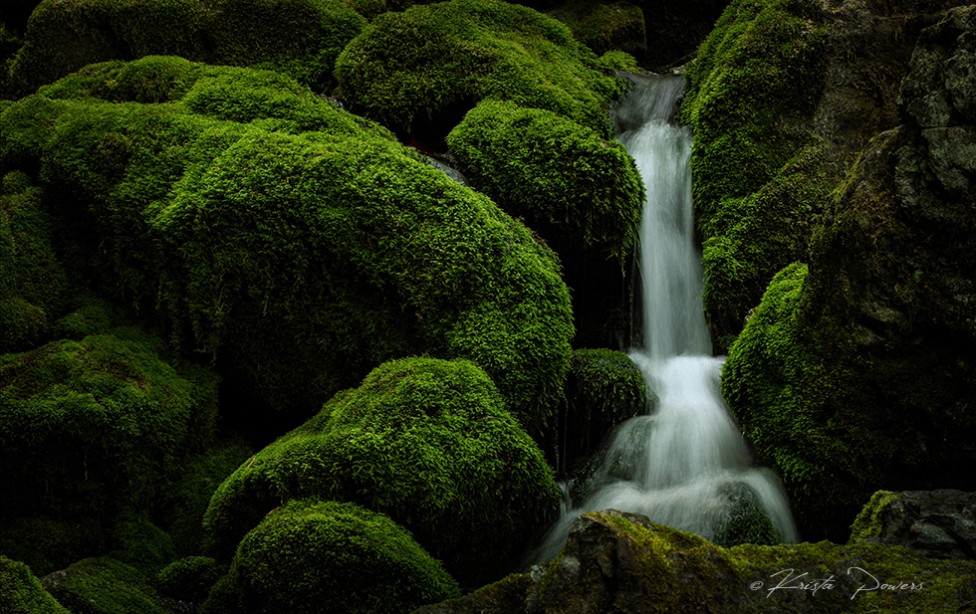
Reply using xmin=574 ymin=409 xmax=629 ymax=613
xmin=527 ymin=74 xmax=797 ymax=564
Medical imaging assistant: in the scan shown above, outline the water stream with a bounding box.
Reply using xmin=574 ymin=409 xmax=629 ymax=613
xmin=527 ymin=74 xmax=797 ymax=564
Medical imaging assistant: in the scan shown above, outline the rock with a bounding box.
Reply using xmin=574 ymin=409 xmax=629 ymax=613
xmin=419 ymin=510 xmax=976 ymax=613
xmin=851 ymin=490 xmax=976 ymax=560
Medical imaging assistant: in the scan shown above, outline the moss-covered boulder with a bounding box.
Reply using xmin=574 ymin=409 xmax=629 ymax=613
xmin=0 ymin=330 xmax=219 ymax=521
xmin=334 ymin=0 xmax=631 ymax=140
xmin=201 ymin=500 xmax=459 ymax=614
xmin=418 ymin=510 xmax=976 ymax=613
xmin=204 ymin=357 xmax=561 ymax=584
xmin=0 ymin=171 xmax=68 ymax=352
xmin=42 ymin=557 xmax=167 ymax=614
xmin=447 ymin=99 xmax=643 ymax=262
xmin=0 ymin=56 xmax=574 ymax=429
xmin=548 ymin=1 xmax=646 ymax=58
xmin=0 ymin=556 xmax=69 ymax=614
xmin=157 ymin=556 xmax=225 ymax=604
xmin=5 ymin=0 xmax=366 ymax=97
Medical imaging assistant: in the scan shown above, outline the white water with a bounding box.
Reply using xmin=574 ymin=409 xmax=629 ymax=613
xmin=528 ymin=75 xmax=797 ymax=564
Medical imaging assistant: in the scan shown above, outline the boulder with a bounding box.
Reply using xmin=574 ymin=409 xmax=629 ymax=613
xmin=851 ymin=490 xmax=976 ymax=560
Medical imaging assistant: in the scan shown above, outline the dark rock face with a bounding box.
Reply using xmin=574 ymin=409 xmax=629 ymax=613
xmin=851 ymin=490 xmax=976 ymax=560
xmin=419 ymin=509 xmax=976 ymax=613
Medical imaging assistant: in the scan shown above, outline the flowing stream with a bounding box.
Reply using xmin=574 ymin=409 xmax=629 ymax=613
xmin=528 ymin=74 xmax=797 ymax=564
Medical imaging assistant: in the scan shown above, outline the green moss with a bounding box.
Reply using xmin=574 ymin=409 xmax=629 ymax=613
xmin=201 ymin=499 xmax=460 ymax=614
xmin=157 ymin=556 xmax=224 ymax=603
xmin=43 ymin=557 xmax=166 ymax=614
xmin=447 ymin=99 xmax=644 ymax=262
xmin=0 ymin=556 xmax=70 ymax=614
xmin=204 ymin=357 xmax=561 ymax=585
xmin=0 ymin=178 xmax=68 ymax=352
xmin=334 ymin=0 xmax=630 ymax=136
xmin=0 ymin=331 xmax=219 ymax=521
xmin=2 ymin=57 xmax=574 ymax=428
xmin=849 ymin=490 xmax=900 ymax=544
xmin=108 ymin=513 xmax=176 ymax=576
xmin=682 ymin=0 xmax=830 ymax=345
xmin=6 ymin=0 xmax=366 ymax=96
xmin=52 ymin=298 xmax=117 ymax=339
xmin=548 ymin=1 xmax=646 ymax=57
xmin=0 ymin=516 xmax=107 ymax=577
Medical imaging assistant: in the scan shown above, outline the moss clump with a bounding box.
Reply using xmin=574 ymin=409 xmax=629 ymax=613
xmin=548 ymin=1 xmax=646 ymax=58
xmin=157 ymin=556 xmax=224 ymax=603
xmin=0 ymin=331 xmax=219 ymax=521
xmin=447 ymin=99 xmax=644 ymax=263
xmin=201 ymin=500 xmax=460 ymax=614
xmin=849 ymin=490 xmax=900 ymax=544
xmin=682 ymin=0 xmax=830 ymax=346
xmin=334 ymin=0 xmax=631 ymax=138
xmin=0 ymin=556 xmax=70 ymax=614
xmin=107 ymin=513 xmax=176 ymax=576
xmin=42 ymin=557 xmax=166 ymax=614
xmin=0 ymin=175 xmax=68 ymax=352
xmin=5 ymin=0 xmax=366 ymax=96
xmin=204 ymin=357 xmax=561 ymax=584
xmin=2 ymin=56 xmax=573 ymax=428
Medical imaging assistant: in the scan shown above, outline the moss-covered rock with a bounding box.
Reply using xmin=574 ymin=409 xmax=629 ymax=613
xmin=420 ymin=510 xmax=976 ymax=612
xmin=0 ymin=516 xmax=106 ymax=577
xmin=447 ymin=99 xmax=644 ymax=263
xmin=157 ymin=556 xmax=224 ymax=604
xmin=0 ymin=56 xmax=574 ymax=429
xmin=42 ymin=557 xmax=167 ymax=614
xmin=5 ymin=0 xmax=366 ymax=97
xmin=204 ymin=357 xmax=561 ymax=584
xmin=201 ymin=499 xmax=460 ymax=614
xmin=0 ymin=331 xmax=219 ymax=521
xmin=548 ymin=348 xmax=649 ymax=475
xmin=548 ymin=1 xmax=646 ymax=58
xmin=0 ymin=173 xmax=68 ymax=352
xmin=0 ymin=556 xmax=70 ymax=614
xmin=334 ymin=0 xmax=631 ymax=140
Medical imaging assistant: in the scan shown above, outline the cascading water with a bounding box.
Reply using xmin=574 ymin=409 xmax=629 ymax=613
xmin=527 ymin=74 xmax=797 ymax=564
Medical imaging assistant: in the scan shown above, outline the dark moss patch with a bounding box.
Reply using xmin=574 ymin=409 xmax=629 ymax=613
xmin=42 ymin=557 xmax=167 ymax=614
xmin=5 ymin=0 xmax=366 ymax=97
xmin=157 ymin=556 xmax=224 ymax=604
xmin=0 ymin=555 xmax=71 ymax=614
xmin=204 ymin=357 xmax=561 ymax=585
xmin=334 ymin=0 xmax=631 ymax=140
xmin=201 ymin=499 xmax=460 ymax=614
xmin=548 ymin=1 xmax=646 ymax=58
xmin=0 ymin=516 xmax=107 ymax=577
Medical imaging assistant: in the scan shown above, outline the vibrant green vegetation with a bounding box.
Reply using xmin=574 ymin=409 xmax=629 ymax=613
xmin=5 ymin=0 xmax=366 ymax=96
xmin=202 ymin=500 xmax=459 ymax=614
xmin=204 ymin=357 xmax=561 ymax=584
xmin=0 ymin=556 xmax=70 ymax=614
xmin=682 ymin=0 xmax=829 ymax=347
xmin=447 ymin=99 xmax=644 ymax=262
xmin=335 ymin=0 xmax=632 ymax=137
xmin=0 ymin=56 xmax=574 ymax=428
xmin=848 ymin=490 xmax=899 ymax=544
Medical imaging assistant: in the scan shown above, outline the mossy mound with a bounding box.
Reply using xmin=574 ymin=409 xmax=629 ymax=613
xmin=0 ymin=172 xmax=68 ymax=352
xmin=550 ymin=348 xmax=649 ymax=475
xmin=157 ymin=556 xmax=224 ymax=603
xmin=0 ymin=556 xmax=70 ymax=614
xmin=334 ymin=0 xmax=631 ymax=140
xmin=548 ymin=1 xmax=646 ymax=58
xmin=0 ymin=56 xmax=574 ymax=429
xmin=0 ymin=331 xmax=219 ymax=520
xmin=0 ymin=516 xmax=106 ymax=577
xmin=42 ymin=557 xmax=167 ymax=614
xmin=201 ymin=500 xmax=460 ymax=614
xmin=5 ymin=0 xmax=366 ymax=97
xmin=204 ymin=357 xmax=562 ymax=584
xmin=447 ymin=99 xmax=643 ymax=263
xmin=681 ymin=0 xmax=830 ymax=347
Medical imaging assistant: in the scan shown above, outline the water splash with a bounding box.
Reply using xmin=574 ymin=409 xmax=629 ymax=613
xmin=527 ymin=74 xmax=797 ymax=564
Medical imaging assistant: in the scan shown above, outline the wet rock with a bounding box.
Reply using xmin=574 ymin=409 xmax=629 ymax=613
xmin=851 ymin=490 xmax=976 ymax=560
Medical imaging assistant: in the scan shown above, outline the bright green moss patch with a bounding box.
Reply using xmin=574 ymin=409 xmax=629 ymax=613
xmin=42 ymin=557 xmax=166 ymax=614
xmin=0 ymin=331 xmax=219 ymax=521
xmin=0 ymin=556 xmax=70 ymax=614
xmin=5 ymin=0 xmax=366 ymax=96
xmin=334 ymin=0 xmax=631 ymax=137
xmin=1 ymin=56 xmax=574 ymax=427
xmin=682 ymin=0 xmax=830 ymax=345
xmin=447 ymin=99 xmax=644 ymax=262
xmin=849 ymin=490 xmax=900 ymax=544
xmin=201 ymin=500 xmax=460 ymax=614
xmin=204 ymin=357 xmax=561 ymax=584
